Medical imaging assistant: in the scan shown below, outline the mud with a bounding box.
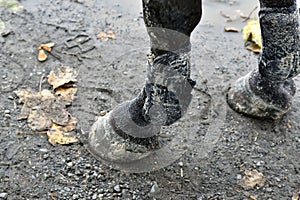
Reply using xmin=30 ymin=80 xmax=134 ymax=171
xmin=0 ymin=0 xmax=299 ymax=199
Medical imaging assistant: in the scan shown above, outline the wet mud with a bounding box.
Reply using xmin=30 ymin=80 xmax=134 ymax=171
xmin=0 ymin=0 xmax=299 ymax=199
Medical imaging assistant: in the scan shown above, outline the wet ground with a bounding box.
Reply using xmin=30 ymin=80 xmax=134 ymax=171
xmin=0 ymin=0 xmax=299 ymax=199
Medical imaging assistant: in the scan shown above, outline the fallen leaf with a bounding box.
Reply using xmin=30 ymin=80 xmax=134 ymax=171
xmin=292 ymin=188 xmax=300 ymax=200
xmin=239 ymin=169 xmax=266 ymax=190
xmin=242 ymin=20 xmax=262 ymax=53
xmin=27 ymin=109 xmax=52 ymax=131
xmin=48 ymin=66 xmax=78 ymax=89
xmin=220 ymin=10 xmax=231 ymax=19
xmin=15 ymin=68 xmax=78 ymax=146
xmin=0 ymin=0 xmax=23 ymax=12
xmin=14 ymin=89 xmax=35 ymax=103
xmin=106 ymin=30 xmax=116 ymax=39
xmin=38 ymin=49 xmax=48 ymax=62
xmin=40 ymin=42 xmax=55 ymax=52
xmin=55 ymin=86 xmax=77 ymax=105
xmin=61 ymin=116 xmax=77 ymax=132
xmin=97 ymin=30 xmax=116 ymax=41
xmin=97 ymin=31 xmax=108 ymax=41
xmin=47 ymin=119 xmax=78 ymax=146
xmin=246 ymin=42 xmax=261 ymax=54
xmin=224 ymin=27 xmax=239 ymax=33
xmin=15 ymin=89 xmax=70 ymax=127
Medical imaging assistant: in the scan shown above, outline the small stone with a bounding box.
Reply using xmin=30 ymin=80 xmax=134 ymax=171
xmin=266 ymin=188 xmax=273 ymax=192
xmin=237 ymin=174 xmax=242 ymax=180
xmin=113 ymin=185 xmax=121 ymax=193
xmin=178 ymin=162 xmax=184 ymax=167
xmin=274 ymin=177 xmax=281 ymax=182
xmin=85 ymin=164 xmax=91 ymax=169
xmin=66 ymin=162 xmax=73 ymax=168
xmin=39 ymin=148 xmax=48 ymax=153
xmin=150 ymin=182 xmax=159 ymax=194
xmin=92 ymin=193 xmax=98 ymax=199
xmin=0 ymin=193 xmax=8 ymax=199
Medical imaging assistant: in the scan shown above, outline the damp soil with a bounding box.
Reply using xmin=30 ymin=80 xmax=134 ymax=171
xmin=0 ymin=0 xmax=299 ymax=199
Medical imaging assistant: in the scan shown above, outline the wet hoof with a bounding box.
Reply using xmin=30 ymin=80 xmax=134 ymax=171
xmin=226 ymin=69 xmax=295 ymax=119
xmin=86 ymin=109 xmax=184 ymax=173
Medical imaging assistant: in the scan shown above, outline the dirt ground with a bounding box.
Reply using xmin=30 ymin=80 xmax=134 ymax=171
xmin=0 ymin=0 xmax=299 ymax=199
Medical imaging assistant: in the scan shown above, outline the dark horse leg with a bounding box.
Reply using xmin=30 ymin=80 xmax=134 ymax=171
xmin=227 ymin=0 xmax=299 ymax=119
xmin=87 ymin=0 xmax=202 ymax=167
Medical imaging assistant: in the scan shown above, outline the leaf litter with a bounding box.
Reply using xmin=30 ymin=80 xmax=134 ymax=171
xmin=0 ymin=0 xmax=23 ymax=12
xmin=242 ymin=20 xmax=261 ymax=53
xmin=239 ymin=168 xmax=266 ymax=190
xmin=97 ymin=30 xmax=116 ymax=41
xmin=221 ymin=6 xmax=261 ymax=54
xmin=38 ymin=42 xmax=55 ymax=62
xmin=14 ymin=66 xmax=78 ymax=146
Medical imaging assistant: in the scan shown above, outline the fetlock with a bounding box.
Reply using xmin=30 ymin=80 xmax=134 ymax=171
xmin=248 ymin=69 xmax=296 ymax=110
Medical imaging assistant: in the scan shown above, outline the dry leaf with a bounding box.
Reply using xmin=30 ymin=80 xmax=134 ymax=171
xmin=48 ymin=66 xmax=78 ymax=89
xmin=240 ymin=169 xmax=266 ymax=190
xmin=47 ymin=120 xmax=78 ymax=146
xmin=292 ymin=189 xmax=300 ymax=200
xmin=242 ymin=20 xmax=262 ymax=53
xmin=97 ymin=30 xmax=116 ymax=41
xmin=14 ymin=89 xmax=35 ymax=103
xmin=97 ymin=31 xmax=108 ymax=41
xmin=224 ymin=27 xmax=239 ymax=33
xmin=38 ymin=49 xmax=47 ymax=62
xmin=106 ymin=30 xmax=116 ymax=39
xmin=15 ymin=68 xmax=79 ymax=146
xmin=27 ymin=109 xmax=52 ymax=131
xmin=40 ymin=42 xmax=55 ymax=52
xmin=55 ymin=86 xmax=77 ymax=105
xmin=246 ymin=42 xmax=261 ymax=54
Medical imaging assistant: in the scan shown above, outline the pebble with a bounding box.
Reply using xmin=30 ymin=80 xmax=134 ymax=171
xmin=150 ymin=182 xmax=159 ymax=194
xmin=67 ymin=162 xmax=74 ymax=168
xmin=39 ymin=148 xmax=48 ymax=153
xmin=266 ymin=188 xmax=273 ymax=192
xmin=113 ymin=185 xmax=121 ymax=193
xmin=178 ymin=161 xmax=184 ymax=167
xmin=92 ymin=193 xmax=98 ymax=199
xmin=0 ymin=193 xmax=8 ymax=199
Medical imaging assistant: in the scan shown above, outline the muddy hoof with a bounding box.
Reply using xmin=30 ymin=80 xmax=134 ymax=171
xmin=226 ymin=69 xmax=295 ymax=119
xmin=86 ymin=109 xmax=184 ymax=173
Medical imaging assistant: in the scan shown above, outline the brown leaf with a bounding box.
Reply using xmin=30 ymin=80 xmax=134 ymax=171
xmin=224 ymin=27 xmax=239 ymax=33
xmin=97 ymin=30 xmax=116 ymax=41
xmin=14 ymin=89 xmax=35 ymax=103
xmin=55 ymin=86 xmax=77 ymax=105
xmin=40 ymin=42 xmax=55 ymax=52
xmin=292 ymin=188 xmax=300 ymax=200
xmin=27 ymin=109 xmax=52 ymax=131
xmin=48 ymin=66 xmax=78 ymax=89
xmin=47 ymin=120 xmax=78 ymax=146
xmin=16 ymin=89 xmax=55 ymax=120
xmin=97 ymin=31 xmax=108 ymax=41
xmin=107 ymin=30 xmax=116 ymax=39
xmin=239 ymin=169 xmax=266 ymax=190
xmin=38 ymin=49 xmax=47 ymax=62
xmin=246 ymin=42 xmax=261 ymax=54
